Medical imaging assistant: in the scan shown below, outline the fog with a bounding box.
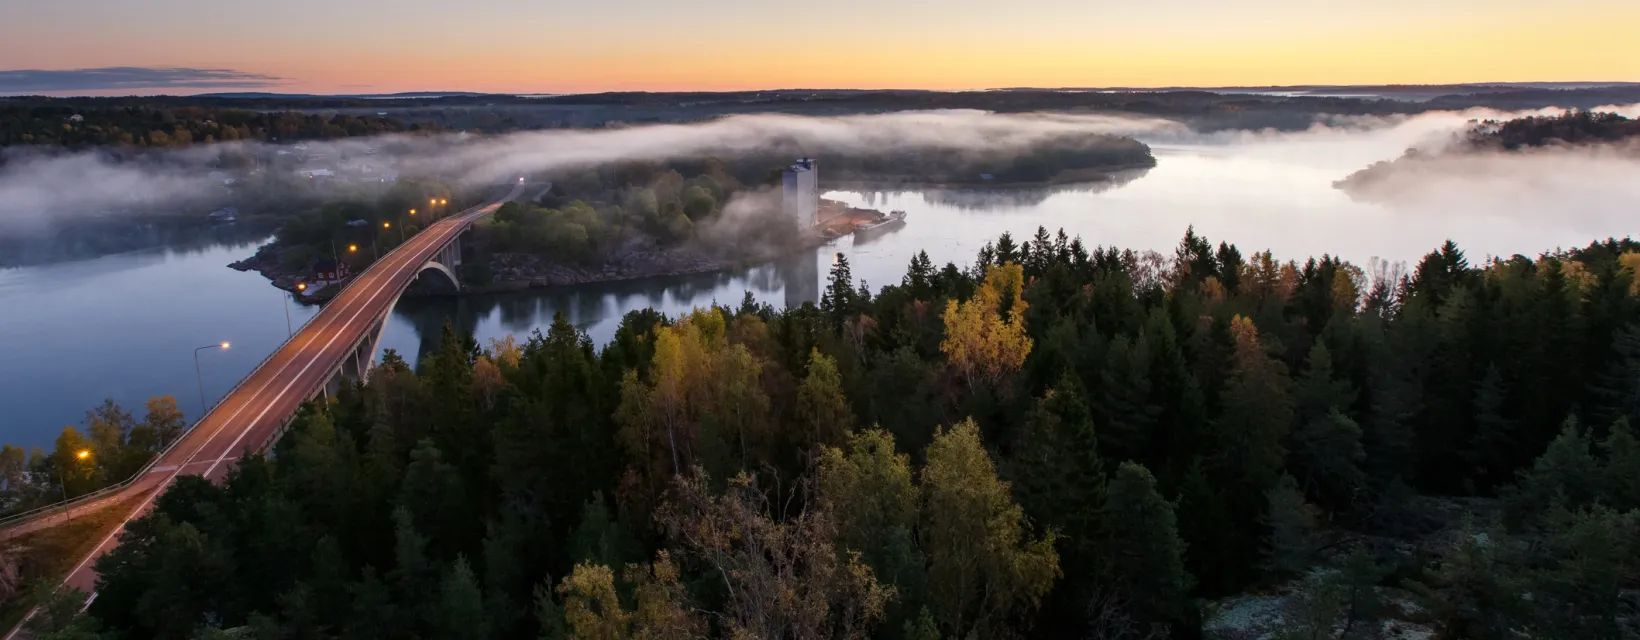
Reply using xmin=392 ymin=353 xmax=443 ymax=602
xmin=2 ymin=103 xmax=1638 ymax=248
xmin=0 ymin=110 xmax=1183 ymax=233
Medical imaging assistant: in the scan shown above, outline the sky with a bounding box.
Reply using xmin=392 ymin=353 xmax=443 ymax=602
xmin=2 ymin=0 xmax=1638 ymax=95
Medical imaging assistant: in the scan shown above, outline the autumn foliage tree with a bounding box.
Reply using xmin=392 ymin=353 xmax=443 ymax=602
xmin=942 ymin=263 xmax=1033 ymax=392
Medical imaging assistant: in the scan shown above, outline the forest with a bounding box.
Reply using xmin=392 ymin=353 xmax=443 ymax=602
xmin=20 ymin=227 xmax=1640 ymax=639
xmin=0 ymin=105 xmax=433 ymax=150
xmin=1463 ymin=110 xmax=1640 ymax=150
xmin=460 ymin=137 xmax=1153 ymax=272
xmin=1335 ymin=110 xmax=1640 ymax=197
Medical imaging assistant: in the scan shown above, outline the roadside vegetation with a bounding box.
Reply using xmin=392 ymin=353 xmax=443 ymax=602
xmin=25 ymin=226 xmax=1640 ymax=638
xmin=1 ymin=493 xmax=150 ymax=634
xmin=0 ymin=397 xmax=186 ymax=519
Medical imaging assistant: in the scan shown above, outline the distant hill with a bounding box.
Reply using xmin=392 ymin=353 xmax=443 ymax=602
xmin=195 ymin=91 xmax=498 ymax=99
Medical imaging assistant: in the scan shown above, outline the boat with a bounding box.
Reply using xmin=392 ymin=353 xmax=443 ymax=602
xmin=853 ymin=210 xmax=907 ymax=238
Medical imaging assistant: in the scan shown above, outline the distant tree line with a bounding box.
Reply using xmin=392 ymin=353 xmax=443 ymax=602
xmin=0 ymin=106 xmax=436 ymax=150
xmin=1464 ymin=110 xmax=1640 ymax=150
xmin=26 ymin=227 xmax=1640 ymax=639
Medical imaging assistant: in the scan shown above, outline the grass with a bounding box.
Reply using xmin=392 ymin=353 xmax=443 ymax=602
xmin=0 ymin=491 xmax=151 ymax=632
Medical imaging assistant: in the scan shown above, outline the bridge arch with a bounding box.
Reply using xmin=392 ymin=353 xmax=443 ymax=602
xmin=415 ymin=260 xmax=461 ymax=293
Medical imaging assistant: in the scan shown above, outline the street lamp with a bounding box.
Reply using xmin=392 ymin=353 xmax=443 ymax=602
xmin=283 ymin=283 xmax=307 ymax=338
xmin=194 ymin=342 xmax=229 ymax=416
xmin=58 ymin=449 xmax=91 ymax=522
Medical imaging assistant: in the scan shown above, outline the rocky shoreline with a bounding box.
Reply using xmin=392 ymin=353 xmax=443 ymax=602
xmin=228 ymin=244 xmax=316 ymax=296
xmin=232 ymin=233 xmax=831 ymax=300
xmin=474 ymin=248 xmax=758 ymax=291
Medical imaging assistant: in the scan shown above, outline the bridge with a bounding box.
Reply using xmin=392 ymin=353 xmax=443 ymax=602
xmin=3 ymin=183 xmax=524 ymax=637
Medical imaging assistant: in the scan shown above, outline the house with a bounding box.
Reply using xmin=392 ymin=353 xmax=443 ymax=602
xmin=313 ymin=259 xmax=350 ymax=282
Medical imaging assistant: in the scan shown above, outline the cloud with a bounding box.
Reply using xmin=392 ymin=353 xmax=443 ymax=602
xmin=0 ymin=67 xmax=282 ymax=94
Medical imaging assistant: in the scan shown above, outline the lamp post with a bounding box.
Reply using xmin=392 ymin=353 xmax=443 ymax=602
xmin=283 ymin=283 xmax=308 ymax=337
xmin=194 ymin=342 xmax=230 ymax=416
xmin=58 ymin=449 xmax=90 ymax=523
xmin=386 ymin=220 xmax=402 ymax=244
xmin=282 ymin=290 xmax=293 ymax=338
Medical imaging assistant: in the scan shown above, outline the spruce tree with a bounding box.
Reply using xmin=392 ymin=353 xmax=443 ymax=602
xmin=1104 ymin=462 xmax=1192 ymax=627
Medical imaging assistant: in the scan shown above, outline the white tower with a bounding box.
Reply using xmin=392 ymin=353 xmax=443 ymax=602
xmin=781 ymin=158 xmax=818 ymax=229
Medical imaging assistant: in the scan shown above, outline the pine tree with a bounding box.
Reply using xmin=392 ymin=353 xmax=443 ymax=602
xmin=1215 ymin=316 xmax=1295 ymax=490
xmin=798 ymin=349 xmax=855 ymax=451
xmin=1290 ymin=339 xmax=1365 ymax=507
xmin=1090 ymin=335 xmax=1155 ymax=464
xmin=823 ymin=252 xmax=858 ymax=329
xmin=435 ymin=556 xmax=489 ymax=640
xmin=1011 ymin=374 xmax=1107 ymax=568
xmin=904 ymin=250 xmax=936 ymax=300
xmin=1503 ymin=417 xmax=1600 ymax=526
xmin=1260 ymin=475 xmax=1318 ymax=578
xmin=1598 ymin=418 xmax=1640 ymax=510
xmin=1103 ymin=462 xmax=1191 ymax=627
xmin=1466 ymin=364 xmax=1517 ymax=491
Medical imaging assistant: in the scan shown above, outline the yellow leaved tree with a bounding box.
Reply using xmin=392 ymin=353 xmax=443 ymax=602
xmin=940 ymin=263 xmax=1032 ymax=391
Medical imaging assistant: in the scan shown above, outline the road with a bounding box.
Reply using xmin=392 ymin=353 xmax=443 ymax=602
xmin=5 ymin=184 xmax=521 ymax=638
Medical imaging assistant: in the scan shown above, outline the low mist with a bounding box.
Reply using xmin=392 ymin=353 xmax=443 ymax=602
xmin=4 ymin=103 xmax=1638 ymax=259
xmin=0 ymin=110 xmax=1183 ymax=233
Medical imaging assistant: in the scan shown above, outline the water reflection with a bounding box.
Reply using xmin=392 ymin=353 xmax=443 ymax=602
xmin=380 ymin=252 xmax=825 ymax=364
xmin=854 ymin=168 xmax=1150 ymax=211
xmin=0 ymin=222 xmax=276 ymax=269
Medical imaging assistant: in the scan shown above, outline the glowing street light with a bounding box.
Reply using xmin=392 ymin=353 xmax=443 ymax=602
xmin=409 ymin=208 xmax=417 ymax=216
xmin=194 ymin=342 xmax=230 ymax=415
xmin=349 ymin=244 xmax=358 ymax=252
xmin=58 ymin=449 xmax=93 ymax=519
xmin=282 ymin=282 xmax=306 ymax=338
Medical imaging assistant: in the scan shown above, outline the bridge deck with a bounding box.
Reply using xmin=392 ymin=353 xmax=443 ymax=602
xmin=35 ymin=187 xmax=517 ymax=607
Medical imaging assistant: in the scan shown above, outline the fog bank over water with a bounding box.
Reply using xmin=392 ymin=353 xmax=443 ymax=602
xmin=831 ymin=102 xmax=1640 ymax=278
xmin=7 ymin=103 xmax=1640 ymax=449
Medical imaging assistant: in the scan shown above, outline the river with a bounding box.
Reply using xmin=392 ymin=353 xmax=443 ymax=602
xmin=5 ymin=113 xmax=1638 ymax=450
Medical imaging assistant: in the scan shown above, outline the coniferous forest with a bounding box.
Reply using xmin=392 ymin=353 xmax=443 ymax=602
xmin=36 ymin=228 xmax=1640 ymax=639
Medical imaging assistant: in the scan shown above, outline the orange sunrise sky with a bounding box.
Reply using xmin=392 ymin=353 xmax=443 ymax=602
xmin=2 ymin=0 xmax=1638 ymax=94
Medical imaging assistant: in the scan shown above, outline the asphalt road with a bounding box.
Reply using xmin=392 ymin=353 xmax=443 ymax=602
xmin=4 ymin=184 xmax=520 ymax=638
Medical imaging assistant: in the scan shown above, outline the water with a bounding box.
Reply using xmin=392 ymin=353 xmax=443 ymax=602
xmin=5 ymin=117 xmax=1639 ymax=450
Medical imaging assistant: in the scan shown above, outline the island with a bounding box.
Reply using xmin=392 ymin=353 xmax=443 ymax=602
xmin=233 ymin=131 xmax=1155 ymax=296
xmin=1334 ymin=110 xmax=1640 ymax=199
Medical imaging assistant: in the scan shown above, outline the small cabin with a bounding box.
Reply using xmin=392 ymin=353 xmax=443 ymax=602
xmin=313 ymin=259 xmax=350 ymax=282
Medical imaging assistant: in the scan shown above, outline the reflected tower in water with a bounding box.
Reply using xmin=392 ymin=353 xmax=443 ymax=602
xmin=779 ymin=251 xmax=820 ymax=309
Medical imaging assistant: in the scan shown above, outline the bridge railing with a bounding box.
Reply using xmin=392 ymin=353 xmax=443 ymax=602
xmin=0 ymin=291 xmax=308 ymax=533
xmin=0 ymin=197 xmax=506 ymax=535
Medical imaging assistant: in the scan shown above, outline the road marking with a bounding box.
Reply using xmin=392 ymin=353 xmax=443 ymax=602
xmin=3 ymin=195 xmax=512 ymax=640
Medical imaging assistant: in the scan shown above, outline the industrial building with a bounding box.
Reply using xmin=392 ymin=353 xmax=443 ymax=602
xmin=781 ymin=158 xmax=818 ymax=229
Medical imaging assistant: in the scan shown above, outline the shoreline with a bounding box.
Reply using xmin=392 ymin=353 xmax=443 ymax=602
xmin=232 ymin=233 xmax=836 ymax=302
xmin=822 ymin=163 xmax=1155 ymax=191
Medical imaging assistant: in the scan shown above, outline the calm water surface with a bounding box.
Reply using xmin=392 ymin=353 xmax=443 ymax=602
xmin=5 ymin=135 xmax=1636 ymax=450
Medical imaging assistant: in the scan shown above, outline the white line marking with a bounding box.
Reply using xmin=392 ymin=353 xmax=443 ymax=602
xmin=4 ymin=197 xmax=509 ymax=640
